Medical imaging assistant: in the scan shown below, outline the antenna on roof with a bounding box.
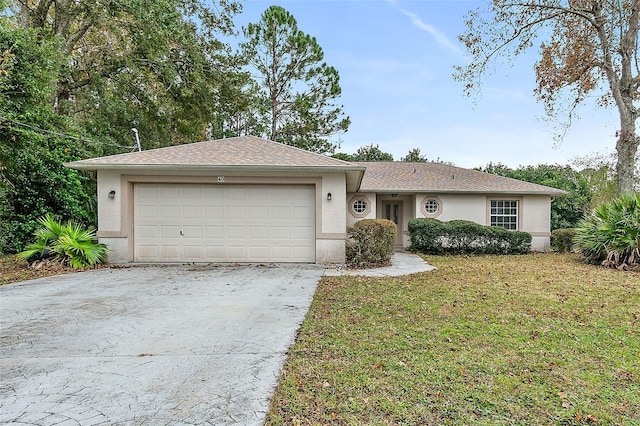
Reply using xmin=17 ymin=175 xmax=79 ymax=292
xmin=131 ymin=128 xmax=142 ymax=152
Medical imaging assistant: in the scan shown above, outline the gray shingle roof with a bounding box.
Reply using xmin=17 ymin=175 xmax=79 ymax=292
xmin=66 ymin=136 xmax=358 ymax=169
xmin=357 ymin=162 xmax=567 ymax=195
xmin=65 ymin=136 xmax=566 ymax=195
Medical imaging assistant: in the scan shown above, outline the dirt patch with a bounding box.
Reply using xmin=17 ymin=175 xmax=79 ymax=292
xmin=0 ymin=255 xmax=76 ymax=285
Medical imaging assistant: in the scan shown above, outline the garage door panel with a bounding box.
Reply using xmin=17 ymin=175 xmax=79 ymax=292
xmin=293 ymin=205 xmax=314 ymax=218
xmin=204 ymin=225 xmax=223 ymax=238
xmin=183 ymin=246 xmax=203 ymax=259
xmin=249 ymin=226 xmax=269 ymax=239
xmin=182 ymin=206 xmax=203 ymax=219
xmin=136 ymin=205 xmax=157 ymax=219
xmin=160 ymin=225 xmax=180 ymax=239
xmin=134 ymin=184 xmax=315 ymax=262
xmin=226 ymin=246 xmax=247 ymax=258
xmin=227 ymin=206 xmax=246 ymax=218
xmin=137 ymin=225 xmax=157 ymax=238
xmin=160 ymin=206 xmax=179 ymax=219
xmin=160 ymin=186 xmax=180 ymax=199
xmin=227 ymin=226 xmax=246 ymax=239
xmin=205 ymin=246 xmax=224 ymax=258
xmin=205 ymin=207 xmax=224 ymax=218
xmin=291 ymin=226 xmax=313 ymax=239
xmin=270 ymin=206 xmax=290 ymax=217
xmin=226 ymin=188 xmax=247 ymax=201
xmin=250 ymin=246 xmax=270 ymax=259
xmin=271 ymin=226 xmax=290 ymax=239
xmin=247 ymin=206 xmax=265 ymax=218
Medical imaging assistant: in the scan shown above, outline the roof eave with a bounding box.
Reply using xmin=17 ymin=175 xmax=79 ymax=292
xmin=358 ymin=188 xmax=568 ymax=196
xmin=64 ymin=162 xmax=367 ymax=174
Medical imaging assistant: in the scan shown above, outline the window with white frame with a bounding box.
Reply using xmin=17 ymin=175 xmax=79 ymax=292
xmin=490 ymin=200 xmax=518 ymax=230
xmin=424 ymin=199 xmax=439 ymax=214
xmin=352 ymin=199 xmax=367 ymax=214
xmin=348 ymin=195 xmax=371 ymax=218
xmin=420 ymin=196 xmax=442 ymax=218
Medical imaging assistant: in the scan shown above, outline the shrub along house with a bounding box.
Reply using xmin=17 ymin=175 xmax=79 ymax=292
xmin=66 ymin=136 xmax=566 ymax=264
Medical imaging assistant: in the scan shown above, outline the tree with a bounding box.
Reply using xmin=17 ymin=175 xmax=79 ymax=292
xmin=456 ymin=1 xmax=640 ymax=195
xmin=241 ymin=5 xmax=350 ymax=154
xmin=400 ymin=147 xmax=453 ymax=164
xmin=8 ymin=0 xmax=241 ymax=151
xmin=401 ymin=148 xmax=429 ymax=162
xmin=478 ymin=163 xmax=592 ymax=230
xmin=0 ymin=0 xmax=241 ymax=252
xmin=573 ymin=151 xmax=639 ymax=208
xmin=331 ymin=152 xmax=355 ymax=161
xmin=351 ymin=144 xmax=394 ymax=162
xmin=0 ymin=21 xmax=93 ymax=252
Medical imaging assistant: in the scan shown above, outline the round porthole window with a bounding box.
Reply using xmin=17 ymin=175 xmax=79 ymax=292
xmin=353 ymin=199 xmax=367 ymax=214
xmin=420 ymin=196 xmax=442 ymax=218
xmin=424 ymin=199 xmax=439 ymax=214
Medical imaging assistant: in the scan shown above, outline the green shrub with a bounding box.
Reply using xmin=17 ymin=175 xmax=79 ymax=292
xmin=574 ymin=193 xmax=640 ymax=268
xmin=406 ymin=218 xmax=445 ymax=254
xmin=346 ymin=219 xmax=397 ymax=267
xmin=408 ymin=218 xmax=443 ymax=254
xmin=551 ymin=228 xmax=577 ymax=253
xmin=18 ymin=214 xmax=109 ymax=268
xmin=408 ymin=218 xmax=531 ymax=255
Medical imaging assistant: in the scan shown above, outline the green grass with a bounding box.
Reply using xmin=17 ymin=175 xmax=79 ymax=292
xmin=266 ymin=253 xmax=640 ymax=425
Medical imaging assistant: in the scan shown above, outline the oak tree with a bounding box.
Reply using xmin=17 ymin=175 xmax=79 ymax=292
xmin=241 ymin=5 xmax=350 ymax=154
xmin=456 ymin=0 xmax=640 ymax=194
xmin=8 ymin=0 xmax=241 ymax=150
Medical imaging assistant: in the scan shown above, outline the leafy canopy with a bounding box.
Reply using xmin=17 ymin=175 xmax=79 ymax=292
xmin=241 ymin=5 xmax=350 ymax=154
xmin=456 ymin=0 xmax=640 ymax=194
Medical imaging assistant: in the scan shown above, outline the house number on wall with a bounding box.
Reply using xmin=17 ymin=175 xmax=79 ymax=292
xmin=218 ymin=176 xmax=225 ymax=183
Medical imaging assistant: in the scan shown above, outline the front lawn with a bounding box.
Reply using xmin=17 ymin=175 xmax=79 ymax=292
xmin=266 ymin=253 xmax=640 ymax=425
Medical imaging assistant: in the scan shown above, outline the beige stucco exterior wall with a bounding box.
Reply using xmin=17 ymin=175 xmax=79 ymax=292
xmin=520 ymin=195 xmax=552 ymax=251
xmin=317 ymin=173 xmax=348 ymax=263
xmin=412 ymin=193 xmax=553 ymax=251
xmin=95 ymin=169 xmax=349 ymax=264
xmin=97 ymin=170 xmax=122 ymax=233
xmin=345 ymin=192 xmax=377 ymax=227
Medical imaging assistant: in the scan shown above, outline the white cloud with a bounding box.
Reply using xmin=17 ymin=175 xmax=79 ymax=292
xmin=387 ymin=0 xmax=461 ymax=53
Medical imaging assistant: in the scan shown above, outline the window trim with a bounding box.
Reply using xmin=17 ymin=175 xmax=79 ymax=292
xmin=488 ymin=198 xmax=521 ymax=231
xmin=420 ymin=195 xmax=443 ymax=218
xmin=348 ymin=195 xmax=371 ymax=218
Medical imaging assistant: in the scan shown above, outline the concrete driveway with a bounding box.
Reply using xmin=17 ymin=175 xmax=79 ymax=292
xmin=0 ymin=263 xmax=324 ymax=425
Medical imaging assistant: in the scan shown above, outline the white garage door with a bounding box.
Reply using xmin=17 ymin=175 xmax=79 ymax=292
xmin=134 ymin=184 xmax=316 ymax=263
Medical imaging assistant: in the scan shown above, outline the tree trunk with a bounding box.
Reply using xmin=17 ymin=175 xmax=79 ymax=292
xmin=616 ymin=117 xmax=639 ymax=194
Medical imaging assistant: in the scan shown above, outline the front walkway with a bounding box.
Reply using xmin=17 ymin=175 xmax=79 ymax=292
xmin=324 ymin=252 xmax=436 ymax=277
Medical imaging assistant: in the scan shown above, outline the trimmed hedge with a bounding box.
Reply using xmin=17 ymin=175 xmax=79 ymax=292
xmin=346 ymin=219 xmax=397 ymax=266
xmin=551 ymin=228 xmax=576 ymax=253
xmin=408 ymin=218 xmax=531 ymax=255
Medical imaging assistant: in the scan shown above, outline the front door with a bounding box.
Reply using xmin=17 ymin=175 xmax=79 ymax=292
xmin=382 ymin=201 xmax=403 ymax=246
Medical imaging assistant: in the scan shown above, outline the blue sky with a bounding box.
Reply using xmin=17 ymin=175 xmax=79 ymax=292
xmin=232 ymin=0 xmax=619 ymax=168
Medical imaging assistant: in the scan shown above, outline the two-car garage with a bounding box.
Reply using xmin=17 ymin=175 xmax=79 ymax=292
xmin=133 ymin=183 xmax=316 ymax=263
xmin=66 ymin=136 xmax=361 ymax=264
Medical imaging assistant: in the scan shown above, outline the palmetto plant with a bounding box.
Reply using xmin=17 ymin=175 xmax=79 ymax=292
xmin=18 ymin=214 xmax=108 ymax=268
xmin=574 ymin=194 xmax=640 ymax=268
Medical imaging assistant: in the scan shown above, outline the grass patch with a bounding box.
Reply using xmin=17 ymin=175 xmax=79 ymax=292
xmin=266 ymin=253 xmax=640 ymax=425
xmin=0 ymin=254 xmax=75 ymax=285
